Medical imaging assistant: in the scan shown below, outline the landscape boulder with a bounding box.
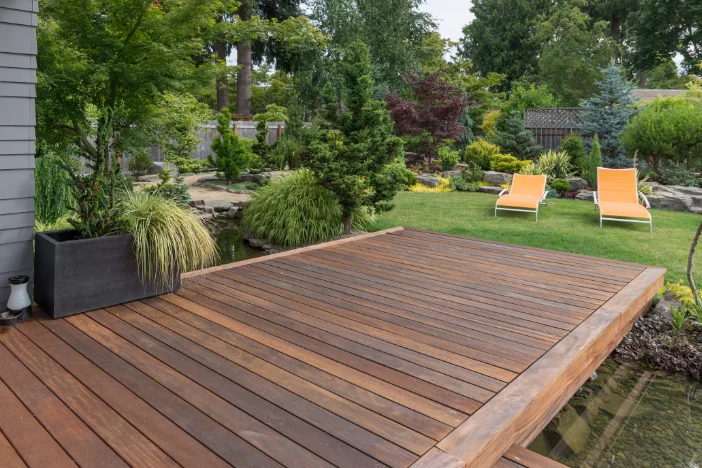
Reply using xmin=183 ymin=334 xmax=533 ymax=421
xmin=644 ymin=183 xmax=702 ymax=214
xmin=150 ymin=161 xmax=179 ymax=177
xmin=443 ymin=170 xmax=461 ymax=179
xmin=575 ymin=190 xmax=595 ymax=202
xmin=567 ymin=177 xmax=588 ymax=191
xmin=483 ymin=171 xmax=512 ymax=186
xmin=253 ymin=171 xmax=289 ymax=184
xmin=206 ymin=200 xmax=233 ymax=212
xmin=225 ymin=207 xmax=239 ymax=219
xmin=415 ymin=174 xmax=440 ymax=188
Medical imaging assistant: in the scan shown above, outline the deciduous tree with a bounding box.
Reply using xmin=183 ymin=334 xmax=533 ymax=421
xmin=386 ymin=72 xmax=471 ymax=166
xmin=459 ymin=0 xmax=552 ymax=88
xmin=535 ymin=0 xmax=614 ymax=105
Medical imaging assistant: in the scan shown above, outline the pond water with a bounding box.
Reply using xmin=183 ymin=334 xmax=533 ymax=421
xmin=208 ymin=219 xmax=267 ymax=265
xmin=529 ymin=358 xmax=701 ymax=468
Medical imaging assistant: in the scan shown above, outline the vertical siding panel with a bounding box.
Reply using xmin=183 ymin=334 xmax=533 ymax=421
xmin=0 ymin=2 xmax=37 ymax=310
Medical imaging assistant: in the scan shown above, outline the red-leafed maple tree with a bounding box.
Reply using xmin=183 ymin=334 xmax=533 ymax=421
xmin=386 ymin=72 xmax=472 ymax=168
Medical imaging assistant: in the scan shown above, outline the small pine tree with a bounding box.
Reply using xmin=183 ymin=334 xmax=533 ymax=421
xmin=579 ymin=61 xmax=639 ymax=166
xmin=211 ymin=107 xmax=252 ymax=184
xmin=588 ymin=134 xmax=602 ymax=188
xmin=304 ymin=42 xmax=404 ymax=233
xmin=491 ymin=113 xmax=543 ymax=160
xmin=560 ymin=134 xmax=587 ymax=176
xmin=128 ymin=151 xmax=152 ymax=182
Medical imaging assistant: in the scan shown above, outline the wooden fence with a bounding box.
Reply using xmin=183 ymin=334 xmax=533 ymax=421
xmin=524 ymin=108 xmax=583 ymax=150
xmin=119 ymin=121 xmax=286 ymax=172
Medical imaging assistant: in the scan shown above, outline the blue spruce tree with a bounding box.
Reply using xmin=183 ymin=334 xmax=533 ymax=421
xmin=579 ymin=62 xmax=639 ymax=167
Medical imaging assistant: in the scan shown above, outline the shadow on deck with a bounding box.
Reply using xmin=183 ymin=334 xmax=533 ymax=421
xmin=0 ymin=228 xmax=664 ymax=467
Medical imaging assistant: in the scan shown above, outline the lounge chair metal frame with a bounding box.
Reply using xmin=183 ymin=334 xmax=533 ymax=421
xmin=593 ymin=169 xmax=653 ymax=233
xmin=495 ymin=188 xmax=549 ymax=222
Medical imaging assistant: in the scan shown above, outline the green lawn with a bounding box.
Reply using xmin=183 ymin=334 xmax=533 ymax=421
xmin=370 ymin=191 xmax=702 ymax=284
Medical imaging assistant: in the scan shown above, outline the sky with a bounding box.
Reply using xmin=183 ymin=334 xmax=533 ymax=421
xmin=420 ymin=0 xmax=474 ymax=46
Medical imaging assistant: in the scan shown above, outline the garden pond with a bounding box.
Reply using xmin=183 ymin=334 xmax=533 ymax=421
xmin=208 ymin=219 xmax=266 ymax=265
xmin=530 ymin=358 xmax=701 ymax=468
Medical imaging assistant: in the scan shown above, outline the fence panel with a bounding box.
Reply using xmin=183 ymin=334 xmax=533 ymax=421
xmin=120 ymin=121 xmax=287 ymax=173
xmin=524 ymin=108 xmax=584 ymax=151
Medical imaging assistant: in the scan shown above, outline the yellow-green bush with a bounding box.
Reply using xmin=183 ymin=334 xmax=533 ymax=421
xmin=463 ymin=139 xmax=500 ymax=170
xmin=490 ymin=154 xmax=530 ymax=173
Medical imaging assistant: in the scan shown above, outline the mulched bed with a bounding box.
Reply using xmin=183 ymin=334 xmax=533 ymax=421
xmin=616 ymin=311 xmax=702 ymax=380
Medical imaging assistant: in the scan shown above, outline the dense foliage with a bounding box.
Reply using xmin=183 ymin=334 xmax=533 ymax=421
xmin=211 ymin=107 xmax=254 ymax=184
xmin=588 ymin=135 xmax=603 ymax=188
xmin=535 ymin=0 xmax=615 ymax=105
xmin=387 ymin=72 xmax=470 ymax=166
xmin=128 ymin=152 xmax=152 ymax=182
xmin=459 ymin=0 xmax=551 ymax=87
xmin=34 ymin=154 xmax=75 ymax=224
xmin=244 ymin=169 xmax=349 ymax=246
xmin=463 ymin=139 xmax=501 ymax=170
xmin=122 ymin=191 xmax=217 ymax=289
xmin=621 ymin=97 xmax=702 ymax=170
xmin=491 ymin=113 xmax=543 ymax=161
xmin=560 ymin=134 xmax=588 ymax=176
xmin=303 ymin=42 xmax=404 ymax=232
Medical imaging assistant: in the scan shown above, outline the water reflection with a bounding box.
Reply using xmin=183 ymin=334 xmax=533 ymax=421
xmin=209 ymin=219 xmax=266 ymax=265
xmin=530 ymin=358 xmax=701 ymax=468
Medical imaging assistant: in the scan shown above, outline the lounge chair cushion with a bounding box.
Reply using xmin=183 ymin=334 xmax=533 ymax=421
xmin=496 ymin=194 xmax=542 ymax=210
xmin=599 ymin=201 xmax=651 ymax=219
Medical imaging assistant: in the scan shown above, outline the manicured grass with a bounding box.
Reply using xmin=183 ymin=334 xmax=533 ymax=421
xmin=371 ymin=191 xmax=701 ymax=284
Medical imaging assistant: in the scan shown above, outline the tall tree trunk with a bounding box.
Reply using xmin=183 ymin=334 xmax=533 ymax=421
xmin=214 ymin=41 xmax=229 ymax=111
xmin=236 ymin=0 xmax=253 ymax=116
xmin=688 ymin=220 xmax=702 ymax=305
xmin=610 ymin=13 xmax=622 ymax=61
xmin=342 ymin=211 xmax=353 ymax=235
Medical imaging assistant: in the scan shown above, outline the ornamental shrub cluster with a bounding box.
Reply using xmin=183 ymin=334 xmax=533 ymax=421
xmin=464 ymin=139 xmax=500 ymax=170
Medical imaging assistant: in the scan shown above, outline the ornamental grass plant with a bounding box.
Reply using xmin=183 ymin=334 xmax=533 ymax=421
xmin=122 ymin=191 xmax=218 ymax=289
xmin=243 ymin=169 xmax=345 ymax=247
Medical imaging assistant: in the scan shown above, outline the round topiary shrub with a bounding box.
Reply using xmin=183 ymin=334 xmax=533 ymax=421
xmin=243 ymin=169 xmax=347 ymax=247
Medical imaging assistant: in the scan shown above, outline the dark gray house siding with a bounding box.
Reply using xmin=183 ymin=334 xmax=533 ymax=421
xmin=0 ymin=0 xmax=38 ymax=310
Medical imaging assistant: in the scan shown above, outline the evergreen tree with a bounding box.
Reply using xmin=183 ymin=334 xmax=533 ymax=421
xmin=579 ymin=62 xmax=639 ymax=166
xmin=211 ymin=108 xmax=253 ymax=184
xmin=303 ymin=42 xmax=404 ymax=233
xmin=588 ymin=134 xmax=603 ymax=187
xmin=491 ymin=113 xmax=543 ymax=161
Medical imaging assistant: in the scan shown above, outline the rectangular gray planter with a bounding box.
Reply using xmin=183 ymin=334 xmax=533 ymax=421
xmin=34 ymin=230 xmax=179 ymax=319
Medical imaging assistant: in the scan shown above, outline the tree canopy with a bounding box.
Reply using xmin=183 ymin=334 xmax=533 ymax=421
xmin=459 ymin=0 xmax=551 ymax=88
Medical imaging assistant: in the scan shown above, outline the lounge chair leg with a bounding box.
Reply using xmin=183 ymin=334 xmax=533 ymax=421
xmin=650 ymin=220 xmax=653 ymax=233
xmin=600 ymin=215 xmax=603 ymax=229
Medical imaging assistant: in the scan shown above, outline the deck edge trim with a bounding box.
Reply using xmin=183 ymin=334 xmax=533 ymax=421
xmin=182 ymin=227 xmax=405 ymax=279
xmin=430 ymin=266 xmax=665 ymax=468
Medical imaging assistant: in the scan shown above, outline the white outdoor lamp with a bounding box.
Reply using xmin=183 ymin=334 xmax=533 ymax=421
xmin=0 ymin=275 xmax=32 ymax=326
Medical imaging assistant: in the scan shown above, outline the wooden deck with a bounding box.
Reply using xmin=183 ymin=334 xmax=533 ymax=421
xmin=0 ymin=228 xmax=664 ymax=467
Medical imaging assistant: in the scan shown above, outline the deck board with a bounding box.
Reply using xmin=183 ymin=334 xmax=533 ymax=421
xmin=0 ymin=228 xmax=663 ymax=467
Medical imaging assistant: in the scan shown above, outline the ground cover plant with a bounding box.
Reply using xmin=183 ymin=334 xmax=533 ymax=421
xmin=371 ymin=191 xmax=702 ymax=284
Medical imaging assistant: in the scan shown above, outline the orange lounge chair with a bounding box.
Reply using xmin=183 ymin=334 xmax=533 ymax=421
xmin=495 ymin=174 xmax=548 ymax=221
xmin=595 ymin=167 xmax=652 ymax=232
